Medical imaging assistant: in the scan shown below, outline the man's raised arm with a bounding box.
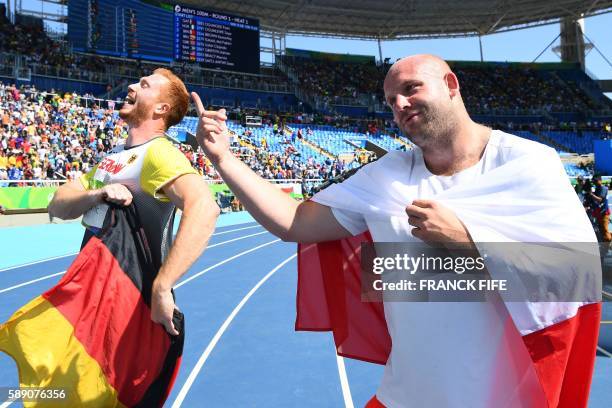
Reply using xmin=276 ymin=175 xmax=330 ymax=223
xmin=191 ymin=92 xmax=351 ymax=243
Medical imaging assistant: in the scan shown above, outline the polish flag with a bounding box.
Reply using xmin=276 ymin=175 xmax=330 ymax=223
xmin=296 ymin=147 xmax=601 ymax=407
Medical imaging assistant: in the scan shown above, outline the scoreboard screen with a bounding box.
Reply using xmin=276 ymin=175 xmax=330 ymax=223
xmin=67 ymin=0 xmax=260 ymax=74
xmin=173 ymin=4 xmax=259 ymax=73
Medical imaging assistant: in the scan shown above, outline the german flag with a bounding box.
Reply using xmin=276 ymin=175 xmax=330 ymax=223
xmin=0 ymin=206 xmax=184 ymax=407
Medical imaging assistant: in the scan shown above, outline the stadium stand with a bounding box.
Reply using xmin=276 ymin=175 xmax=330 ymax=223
xmin=1 ymin=15 xmax=611 ymax=191
xmin=280 ymin=54 xmax=612 ymax=118
xmin=0 ymin=82 xmax=125 ymax=185
xmin=0 ymin=82 xmax=371 ymax=192
xmin=2 ymin=77 xmax=610 ymax=191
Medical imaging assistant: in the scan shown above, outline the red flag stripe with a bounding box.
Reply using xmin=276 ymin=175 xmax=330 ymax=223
xmin=297 ymin=235 xmax=602 ymax=406
xmin=43 ymin=236 xmax=171 ymax=407
xmin=523 ymin=302 xmax=602 ymax=408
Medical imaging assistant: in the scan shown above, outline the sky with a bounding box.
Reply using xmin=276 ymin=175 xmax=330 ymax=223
xmin=4 ymin=1 xmax=612 ymax=83
xmin=282 ymin=12 xmax=612 ymax=81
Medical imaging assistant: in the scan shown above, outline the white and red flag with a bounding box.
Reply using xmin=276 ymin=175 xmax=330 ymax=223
xmin=296 ymin=140 xmax=601 ymax=407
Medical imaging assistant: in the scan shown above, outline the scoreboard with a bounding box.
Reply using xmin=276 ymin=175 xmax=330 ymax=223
xmin=173 ymin=4 xmax=259 ymax=72
xmin=67 ymin=0 xmax=260 ymax=74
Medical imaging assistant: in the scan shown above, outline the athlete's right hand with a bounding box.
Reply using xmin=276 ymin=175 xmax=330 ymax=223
xmin=191 ymin=91 xmax=231 ymax=165
xmin=99 ymin=184 xmax=133 ymax=206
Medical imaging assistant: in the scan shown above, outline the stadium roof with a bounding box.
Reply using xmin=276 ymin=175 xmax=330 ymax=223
xmin=182 ymin=0 xmax=612 ymax=39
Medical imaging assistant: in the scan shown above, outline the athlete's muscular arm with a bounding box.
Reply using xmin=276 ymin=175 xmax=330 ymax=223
xmin=150 ymin=173 xmax=220 ymax=335
xmin=191 ymin=92 xmax=352 ymax=243
xmin=48 ymin=180 xmax=133 ymax=220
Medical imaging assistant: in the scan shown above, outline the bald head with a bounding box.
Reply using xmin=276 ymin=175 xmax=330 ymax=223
xmin=383 ymin=54 xmax=468 ymax=150
xmin=387 ymin=54 xmax=452 ymax=80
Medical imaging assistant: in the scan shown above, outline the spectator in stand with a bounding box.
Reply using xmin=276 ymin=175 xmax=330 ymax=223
xmin=589 ymin=174 xmax=611 ymax=244
xmin=0 ymin=82 xmax=128 ymax=184
xmin=281 ymin=53 xmax=611 ymax=117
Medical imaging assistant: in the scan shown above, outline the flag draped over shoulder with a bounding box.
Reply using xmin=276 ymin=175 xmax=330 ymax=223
xmin=0 ymin=206 xmax=184 ymax=407
xmin=296 ymin=231 xmax=391 ymax=365
xmin=296 ymin=147 xmax=602 ymax=407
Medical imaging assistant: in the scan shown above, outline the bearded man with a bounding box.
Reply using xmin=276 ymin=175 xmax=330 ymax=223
xmin=192 ymin=55 xmax=600 ymax=407
xmin=50 ymin=68 xmax=219 ymax=334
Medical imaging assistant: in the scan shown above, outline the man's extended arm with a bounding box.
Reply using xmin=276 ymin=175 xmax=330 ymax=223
xmin=191 ymin=91 xmax=351 ymax=243
xmin=150 ymin=173 xmax=220 ymax=334
xmin=203 ymin=149 xmax=348 ymax=242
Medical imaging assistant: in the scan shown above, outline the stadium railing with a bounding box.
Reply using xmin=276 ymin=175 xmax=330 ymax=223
xmin=0 ymin=52 xmax=293 ymax=94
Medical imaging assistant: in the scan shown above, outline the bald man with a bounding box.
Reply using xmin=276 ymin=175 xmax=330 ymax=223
xmin=190 ymin=55 xmax=587 ymax=406
xmin=191 ymin=55 xmax=486 ymax=244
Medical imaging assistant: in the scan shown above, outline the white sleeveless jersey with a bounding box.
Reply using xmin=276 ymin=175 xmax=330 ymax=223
xmin=80 ymin=137 xmax=197 ymax=268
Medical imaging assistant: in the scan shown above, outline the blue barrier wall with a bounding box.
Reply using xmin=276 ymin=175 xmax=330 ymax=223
xmin=594 ymin=140 xmax=612 ymax=175
xmin=1 ymin=75 xmax=296 ymax=110
xmin=178 ymin=86 xmax=296 ymax=110
xmin=0 ymin=75 xmax=108 ymax=95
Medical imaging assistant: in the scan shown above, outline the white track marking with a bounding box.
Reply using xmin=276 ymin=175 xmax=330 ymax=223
xmin=171 ymin=254 xmax=296 ymax=407
xmin=336 ymin=355 xmax=355 ymax=408
xmin=0 ymin=254 xmax=77 ymax=273
xmin=0 ymin=233 xmax=275 ymax=293
xmin=174 ymin=240 xmax=280 ymax=289
xmin=0 ymin=224 xmax=262 ymax=273
xmin=0 ymin=271 xmax=66 ymax=294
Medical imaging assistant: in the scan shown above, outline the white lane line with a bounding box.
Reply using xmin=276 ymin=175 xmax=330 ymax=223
xmin=206 ymin=231 xmax=268 ymax=249
xmin=0 ymin=271 xmax=66 ymax=294
xmin=0 ymin=254 xmax=77 ymax=273
xmin=336 ymin=355 xmax=355 ymax=408
xmin=598 ymin=345 xmax=612 ymax=358
xmin=0 ymin=233 xmax=275 ymax=294
xmin=0 ymin=224 xmax=263 ymax=273
xmin=171 ymin=254 xmax=297 ymax=408
xmin=210 ymin=225 xmax=261 ymax=236
xmin=174 ymin=240 xmax=280 ymax=289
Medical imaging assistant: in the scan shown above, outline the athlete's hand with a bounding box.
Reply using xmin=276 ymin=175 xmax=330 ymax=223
xmin=100 ymin=184 xmax=133 ymax=206
xmin=191 ymin=92 xmax=232 ymax=165
xmin=151 ymin=286 xmax=180 ymax=336
xmin=406 ymin=199 xmax=473 ymax=245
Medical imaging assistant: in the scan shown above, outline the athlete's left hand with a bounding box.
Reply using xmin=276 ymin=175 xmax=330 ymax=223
xmin=151 ymin=287 xmax=179 ymax=336
xmin=406 ymin=199 xmax=473 ymax=245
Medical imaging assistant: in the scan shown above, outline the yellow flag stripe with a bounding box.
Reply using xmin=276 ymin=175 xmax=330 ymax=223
xmin=0 ymin=296 xmax=126 ymax=407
